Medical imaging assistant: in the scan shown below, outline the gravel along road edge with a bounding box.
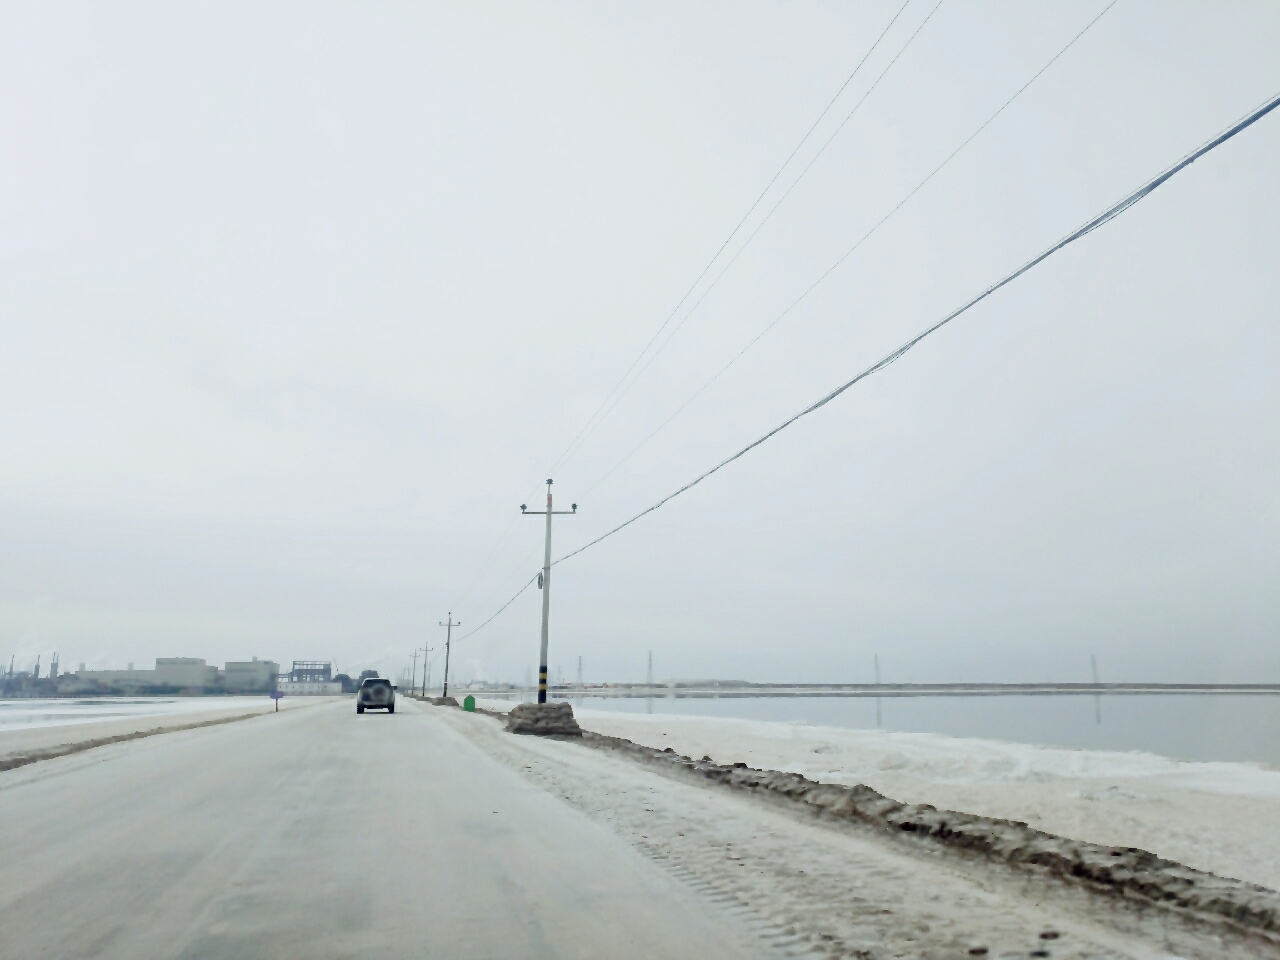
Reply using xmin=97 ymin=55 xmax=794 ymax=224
xmin=441 ymin=701 xmax=1280 ymax=959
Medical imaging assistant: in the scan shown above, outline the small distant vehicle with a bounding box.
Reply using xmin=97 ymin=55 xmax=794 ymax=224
xmin=356 ymin=677 xmax=395 ymax=714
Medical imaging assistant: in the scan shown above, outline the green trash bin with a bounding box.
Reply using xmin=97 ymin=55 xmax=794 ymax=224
xmin=463 ymin=695 xmax=476 ymax=712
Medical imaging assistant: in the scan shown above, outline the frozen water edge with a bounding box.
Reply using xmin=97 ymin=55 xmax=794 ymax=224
xmin=571 ymin=710 xmax=1280 ymax=798
xmin=477 ymin=699 xmax=1280 ymax=892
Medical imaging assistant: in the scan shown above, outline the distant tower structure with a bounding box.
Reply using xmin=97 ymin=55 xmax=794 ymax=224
xmin=646 ymin=650 xmax=654 ymax=688
xmin=48 ymin=653 xmax=59 ymax=680
xmin=33 ymin=655 xmax=40 ymax=679
xmin=577 ymin=656 xmax=583 ymax=687
xmin=290 ymin=661 xmax=333 ymax=683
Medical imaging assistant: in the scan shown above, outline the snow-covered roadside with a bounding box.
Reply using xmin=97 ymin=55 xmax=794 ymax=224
xmin=473 ymin=699 xmax=1280 ymax=892
xmin=0 ymin=697 xmax=326 ymax=768
xmin=567 ymin=709 xmax=1280 ymax=892
xmin=447 ymin=704 xmax=1276 ymax=959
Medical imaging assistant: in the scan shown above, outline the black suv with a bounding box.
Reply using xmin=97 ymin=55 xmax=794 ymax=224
xmin=356 ymin=677 xmax=395 ymax=714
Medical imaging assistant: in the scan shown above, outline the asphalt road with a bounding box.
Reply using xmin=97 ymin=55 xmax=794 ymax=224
xmin=0 ymin=697 xmax=769 ymax=960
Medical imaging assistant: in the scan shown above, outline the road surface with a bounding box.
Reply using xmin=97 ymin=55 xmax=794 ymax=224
xmin=0 ymin=697 xmax=769 ymax=959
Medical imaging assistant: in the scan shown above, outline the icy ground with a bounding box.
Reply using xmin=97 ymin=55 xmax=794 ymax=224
xmin=556 ymin=709 xmax=1280 ymax=893
xmin=454 ymin=704 xmax=1279 ymax=959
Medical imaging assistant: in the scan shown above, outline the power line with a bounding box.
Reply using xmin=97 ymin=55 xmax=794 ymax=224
xmin=542 ymin=0 xmax=916 ymax=479
xmin=582 ymin=0 xmax=1119 ymax=497
xmin=550 ymin=89 xmax=1280 ymax=570
xmin=454 ymin=90 xmax=1280 ymax=647
xmin=455 ymin=573 xmax=538 ymax=642
xmin=446 ymin=1 xmax=914 ymax=621
xmin=553 ymin=0 xmax=947 ymax=475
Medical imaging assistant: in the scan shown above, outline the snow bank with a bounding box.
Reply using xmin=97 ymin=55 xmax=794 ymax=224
xmin=570 ymin=708 xmax=1280 ymax=891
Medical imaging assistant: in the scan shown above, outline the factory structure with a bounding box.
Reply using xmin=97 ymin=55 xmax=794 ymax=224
xmin=2 ymin=656 xmax=280 ymax=696
xmin=1 ymin=656 xmax=366 ymax=698
xmin=276 ymin=661 xmax=343 ymax=696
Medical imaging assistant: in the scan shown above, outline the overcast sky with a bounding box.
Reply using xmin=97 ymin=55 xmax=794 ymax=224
xmin=2 ymin=1 xmax=1277 ymax=686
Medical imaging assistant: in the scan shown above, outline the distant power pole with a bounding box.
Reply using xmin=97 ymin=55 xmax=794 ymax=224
xmin=521 ymin=479 xmax=577 ymax=704
xmin=411 ymin=648 xmax=419 ymax=695
xmin=577 ymin=655 xmax=583 ymax=688
xmin=439 ymin=615 xmax=460 ymax=698
xmin=1091 ymin=654 xmax=1101 ymax=726
xmin=646 ymin=650 xmax=654 ymax=688
xmin=421 ymin=645 xmax=433 ymax=697
xmin=874 ymin=654 xmax=882 ymax=729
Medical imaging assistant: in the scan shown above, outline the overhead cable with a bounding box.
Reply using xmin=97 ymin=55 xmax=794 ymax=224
xmin=551 ymin=89 xmax=1280 ymax=568
xmin=448 ymin=6 xmax=914 ymax=618
xmin=458 ymin=90 xmax=1280 ymax=645
xmin=456 ymin=573 xmax=540 ymax=642
xmin=543 ymin=1 xmax=916 ymax=478
xmin=554 ymin=0 xmax=948 ymax=472
xmin=583 ymin=0 xmax=1119 ymax=496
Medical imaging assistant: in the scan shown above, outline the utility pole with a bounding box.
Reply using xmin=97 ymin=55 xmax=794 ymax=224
xmin=521 ymin=479 xmax=577 ymax=704
xmin=1091 ymin=654 xmax=1101 ymax=726
xmin=421 ymin=645 xmax=433 ymax=697
xmin=646 ymin=650 xmax=654 ymax=688
xmin=411 ymin=648 xmax=419 ymax=696
xmin=439 ymin=616 xmax=459 ymax=699
xmin=874 ymin=654 xmax=882 ymax=729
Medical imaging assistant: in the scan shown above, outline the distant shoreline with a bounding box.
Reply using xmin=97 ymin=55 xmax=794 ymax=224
xmin=474 ymin=681 xmax=1280 ymax=700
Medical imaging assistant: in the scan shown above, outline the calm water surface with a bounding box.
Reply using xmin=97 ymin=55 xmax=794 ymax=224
xmin=562 ymin=694 xmax=1280 ymax=766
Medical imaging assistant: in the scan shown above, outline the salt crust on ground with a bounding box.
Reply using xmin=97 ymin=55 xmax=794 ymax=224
xmin=477 ymin=700 xmax=1280 ymax=891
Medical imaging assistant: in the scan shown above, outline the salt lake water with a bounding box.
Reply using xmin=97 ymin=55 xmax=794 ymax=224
xmin=565 ymin=693 xmax=1280 ymax=766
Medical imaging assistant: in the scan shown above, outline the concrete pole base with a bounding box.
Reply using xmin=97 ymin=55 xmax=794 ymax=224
xmin=505 ymin=702 xmax=582 ymax=737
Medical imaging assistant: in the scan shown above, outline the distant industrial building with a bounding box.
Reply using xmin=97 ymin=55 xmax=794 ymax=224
xmin=286 ymin=661 xmax=333 ymax=683
xmin=224 ymin=658 xmax=280 ymax=692
xmin=64 ymin=657 xmax=279 ymax=694
xmin=276 ymin=661 xmax=341 ymax=695
xmin=73 ymin=665 xmax=158 ymax=689
xmin=155 ymin=658 xmax=219 ymax=687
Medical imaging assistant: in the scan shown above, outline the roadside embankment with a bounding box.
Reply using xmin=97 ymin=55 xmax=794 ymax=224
xmin=465 ymin=698 xmax=1280 ymax=939
xmin=569 ymin=709 xmax=1280 ymax=892
xmin=584 ymin=729 xmax=1280 ymax=938
xmin=441 ymin=700 xmax=1280 ymax=958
